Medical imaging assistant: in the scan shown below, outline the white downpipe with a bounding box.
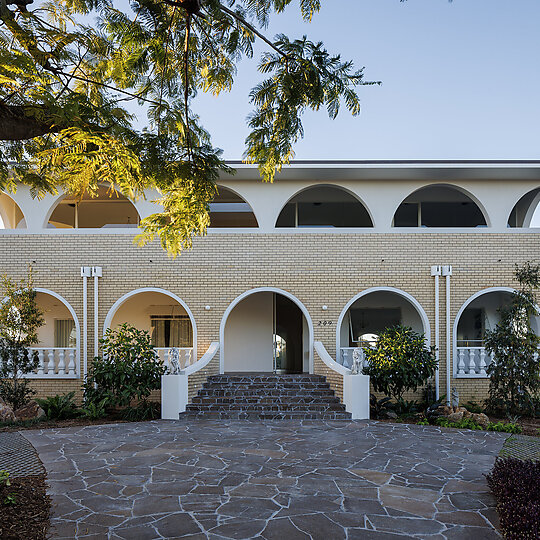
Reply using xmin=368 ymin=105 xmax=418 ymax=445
xmin=92 ymin=267 xmax=102 ymax=357
xmin=80 ymin=267 xmax=91 ymax=378
xmin=443 ymin=265 xmax=453 ymax=406
xmin=431 ymin=265 xmax=441 ymax=400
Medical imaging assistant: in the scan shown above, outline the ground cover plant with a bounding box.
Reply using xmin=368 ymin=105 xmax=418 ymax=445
xmin=487 ymin=458 xmax=540 ymax=539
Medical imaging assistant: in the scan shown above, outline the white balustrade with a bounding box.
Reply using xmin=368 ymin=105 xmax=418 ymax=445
xmin=27 ymin=348 xmax=78 ymax=378
xmin=455 ymin=347 xmax=494 ymax=378
xmin=154 ymin=347 xmax=193 ymax=372
xmin=340 ymin=347 xmax=369 ymax=371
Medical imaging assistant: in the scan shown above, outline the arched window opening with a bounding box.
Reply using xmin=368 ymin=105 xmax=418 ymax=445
xmin=276 ymin=186 xmax=373 ymax=228
xmin=47 ymin=185 xmax=140 ymax=229
xmin=393 ymin=185 xmax=487 ymax=227
xmin=0 ymin=193 xmax=26 ymax=229
xmin=507 ymin=188 xmax=540 ymax=227
xmin=209 ymin=187 xmax=258 ymax=228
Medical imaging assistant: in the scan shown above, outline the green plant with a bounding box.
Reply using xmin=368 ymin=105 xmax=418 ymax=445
xmin=369 ymin=395 xmax=393 ymax=419
xmin=36 ymin=392 xmax=79 ymax=420
xmin=394 ymin=398 xmax=419 ymax=416
xmin=3 ymin=494 xmax=16 ymax=505
xmin=363 ymin=326 xmax=438 ymax=402
xmin=79 ymin=398 xmax=108 ymax=420
xmin=487 ymin=421 xmax=523 ymax=434
xmin=121 ymin=401 xmax=160 ymax=422
xmin=485 ymin=262 xmax=540 ymax=416
xmin=0 ymin=268 xmax=44 ymax=410
xmin=417 ymin=419 xmax=430 ymax=426
xmin=436 ymin=417 xmax=483 ymax=430
xmin=83 ymin=324 xmax=166 ymax=412
xmin=0 ymin=470 xmax=10 ymax=488
xmin=0 ymin=470 xmax=15 ymax=506
xmin=465 ymin=400 xmax=484 ymax=414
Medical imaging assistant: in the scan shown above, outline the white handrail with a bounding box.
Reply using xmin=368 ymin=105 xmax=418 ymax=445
xmin=314 ymin=341 xmax=351 ymax=375
xmin=183 ymin=342 xmax=220 ymax=376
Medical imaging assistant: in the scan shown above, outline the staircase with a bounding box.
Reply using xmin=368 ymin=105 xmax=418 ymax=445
xmin=182 ymin=373 xmax=351 ymax=420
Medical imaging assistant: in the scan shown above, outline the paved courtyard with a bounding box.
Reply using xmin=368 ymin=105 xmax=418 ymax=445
xmin=23 ymin=420 xmax=507 ymax=539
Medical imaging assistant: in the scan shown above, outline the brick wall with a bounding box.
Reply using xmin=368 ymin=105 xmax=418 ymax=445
xmin=1 ymin=231 xmax=538 ymax=405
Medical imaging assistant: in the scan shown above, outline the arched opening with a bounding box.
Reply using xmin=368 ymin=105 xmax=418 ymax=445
xmin=393 ymin=185 xmax=488 ymax=228
xmin=337 ymin=288 xmax=430 ymax=368
xmin=209 ymin=186 xmax=258 ymax=228
xmin=103 ymin=289 xmax=196 ymax=370
xmin=221 ymin=289 xmax=313 ymax=374
xmin=507 ymin=188 xmax=540 ymax=227
xmin=30 ymin=290 xmax=80 ymax=377
xmin=47 ymin=185 xmax=140 ymax=228
xmin=0 ymin=193 xmax=26 ymax=229
xmin=276 ymin=185 xmax=373 ymax=228
xmin=452 ymin=288 xmax=540 ymax=377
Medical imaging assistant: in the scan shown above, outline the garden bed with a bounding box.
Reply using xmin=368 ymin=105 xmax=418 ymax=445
xmin=0 ymin=474 xmax=50 ymax=540
xmin=0 ymin=416 xmax=129 ymax=433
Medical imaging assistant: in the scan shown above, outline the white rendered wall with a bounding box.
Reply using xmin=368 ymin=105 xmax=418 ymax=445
xmin=224 ymin=292 xmax=274 ymax=372
xmin=36 ymin=292 xmax=74 ymax=347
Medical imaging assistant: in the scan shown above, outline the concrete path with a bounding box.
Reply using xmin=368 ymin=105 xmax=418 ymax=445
xmin=23 ymin=420 xmax=507 ymax=539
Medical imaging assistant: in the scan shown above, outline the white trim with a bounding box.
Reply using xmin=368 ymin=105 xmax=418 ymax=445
xmin=219 ymin=287 xmax=314 ymax=374
xmin=102 ymin=287 xmax=197 ymax=361
xmin=336 ymin=286 xmax=431 ymax=359
xmin=452 ymin=287 xmax=515 ymax=379
xmin=34 ymin=289 xmax=81 ymax=379
xmin=184 ymin=342 xmax=219 ymax=376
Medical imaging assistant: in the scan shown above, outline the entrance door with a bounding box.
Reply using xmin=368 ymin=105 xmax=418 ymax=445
xmin=224 ymin=292 xmax=305 ymax=373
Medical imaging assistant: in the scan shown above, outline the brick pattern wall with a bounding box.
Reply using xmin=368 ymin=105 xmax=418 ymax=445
xmin=0 ymin=232 xmax=537 ymax=405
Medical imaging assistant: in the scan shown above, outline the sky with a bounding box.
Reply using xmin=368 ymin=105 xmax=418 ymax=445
xmin=194 ymin=0 xmax=540 ymax=161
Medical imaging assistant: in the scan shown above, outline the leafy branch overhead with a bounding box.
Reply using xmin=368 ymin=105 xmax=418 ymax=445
xmin=0 ymin=0 xmax=378 ymax=255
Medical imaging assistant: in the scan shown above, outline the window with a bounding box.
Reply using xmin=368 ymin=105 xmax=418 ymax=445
xmin=349 ymin=308 xmax=401 ymax=345
xmin=456 ymin=308 xmax=485 ymax=346
xmin=151 ymin=315 xmax=192 ymax=348
xmin=54 ymin=319 xmax=76 ymax=348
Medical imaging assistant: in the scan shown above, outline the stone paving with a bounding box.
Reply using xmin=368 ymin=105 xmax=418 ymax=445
xmin=23 ymin=420 xmax=508 ymax=539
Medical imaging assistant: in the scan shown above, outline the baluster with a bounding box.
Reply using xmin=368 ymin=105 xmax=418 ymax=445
xmin=468 ymin=348 xmax=476 ymax=374
xmin=41 ymin=349 xmax=49 ymax=375
xmin=479 ymin=348 xmax=487 ymax=375
xmin=457 ymin=349 xmax=466 ymax=374
xmin=67 ymin=349 xmax=76 ymax=375
xmin=36 ymin=349 xmax=44 ymax=375
xmin=186 ymin=349 xmax=192 ymax=367
xmin=57 ymin=349 xmax=66 ymax=375
xmin=47 ymin=349 xmax=56 ymax=374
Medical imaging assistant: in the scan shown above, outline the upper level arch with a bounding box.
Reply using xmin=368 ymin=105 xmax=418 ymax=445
xmin=507 ymin=187 xmax=540 ymax=227
xmin=393 ymin=184 xmax=489 ymax=228
xmin=45 ymin=185 xmax=140 ymax=229
xmin=0 ymin=192 xmax=26 ymax=229
xmin=209 ymin=186 xmax=258 ymax=228
xmin=275 ymin=185 xmax=374 ymax=228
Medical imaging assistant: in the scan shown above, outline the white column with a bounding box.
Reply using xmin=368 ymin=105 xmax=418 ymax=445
xmin=431 ymin=265 xmax=442 ymax=400
xmin=442 ymin=265 xmax=453 ymax=405
xmin=92 ymin=267 xmax=103 ymax=358
xmin=81 ymin=266 xmax=91 ymax=378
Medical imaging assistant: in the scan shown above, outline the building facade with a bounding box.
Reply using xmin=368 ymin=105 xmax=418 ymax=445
xmin=1 ymin=161 xmax=539 ymax=406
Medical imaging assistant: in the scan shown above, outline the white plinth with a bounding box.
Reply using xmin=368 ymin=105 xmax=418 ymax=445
xmin=343 ymin=374 xmax=370 ymax=420
xmin=161 ymin=374 xmax=188 ymax=420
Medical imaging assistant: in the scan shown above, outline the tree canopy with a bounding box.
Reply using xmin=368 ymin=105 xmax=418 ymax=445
xmin=0 ymin=0 xmax=378 ymax=254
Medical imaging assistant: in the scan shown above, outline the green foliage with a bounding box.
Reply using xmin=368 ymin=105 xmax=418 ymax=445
xmin=35 ymin=392 xmax=78 ymax=420
xmin=465 ymin=400 xmax=484 ymax=414
xmin=435 ymin=417 xmax=522 ymax=434
xmin=485 ymin=262 xmax=540 ymax=416
xmin=394 ymin=398 xmax=419 ymax=416
xmin=0 ymin=470 xmax=9 ymax=488
xmin=363 ymin=325 xmax=438 ymax=401
xmin=0 ymin=470 xmax=15 ymax=506
xmin=0 ymin=269 xmax=44 ymax=410
xmin=121 ymin=401 xmax=161 ymax=422
xmin=0 ymin=0 xmax=375 ymax=256
xmin=79 ymin=398 xmax=108 ymax=420
xmin=369 ymin=394 xmax=393 ymax=419
xmin=487 ymin=421 xmax=523 ymax=434
xmin=83 ymin=323 xmax=166 ymax=410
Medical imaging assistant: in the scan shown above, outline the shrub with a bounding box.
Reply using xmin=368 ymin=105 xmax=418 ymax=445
xmin=83 ymin=323 xmax=166 ymax=412
xmin=487 ymin=458 xmax=540 ymax=539
xmin=0 ymin=270 xmax=44 ymax=410
xmin=487 ymin=421 xmax=523 ymax=434
xmin=79 ymin=398 xmax=108 ymax=420
xmin=36 ymin=392 xmax=79 ymax=420
xmin=122 ymin=401 xmax=160 ymax=421
xmin=363 ymin=325 xmax=437 ymax=401
xmin=485 ymin=262 xmax=540 ymax=416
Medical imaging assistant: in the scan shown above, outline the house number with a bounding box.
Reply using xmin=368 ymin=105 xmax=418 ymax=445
xmin=318 ymin=320 xmax=333 ymax=326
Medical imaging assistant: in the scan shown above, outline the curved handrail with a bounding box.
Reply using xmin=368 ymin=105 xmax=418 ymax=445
xmin=314 ymin=341 xmax=351 ymax=376
xmin=183 ymin=342 xmax=220 ymax=376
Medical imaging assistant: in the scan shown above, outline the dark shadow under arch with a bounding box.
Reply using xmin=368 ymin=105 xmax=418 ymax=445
xmin=209 ymin=186 xmax=258 ymax=228
xmin=507 ymin=187 xmax=540 ymax=227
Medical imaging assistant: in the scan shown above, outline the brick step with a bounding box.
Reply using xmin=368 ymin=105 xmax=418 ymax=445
xmin=180 ymin=411 xmax=352 ymax=421
xmin=208 ymin=375 xmax=326 ymax=383
xmin=197 ymin=389 xmax=336 ymax=397
xmin=191 ymin=396 xmax=340 ymax=405
xmin=186 ymin=403 xmax=346 ymax=412
xmin=202 ymin=383 xmax=332 ymax=390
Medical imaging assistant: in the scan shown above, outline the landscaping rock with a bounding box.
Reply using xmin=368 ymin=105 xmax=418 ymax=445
xmin=447 ymin=412 xmax=464 ymax=423
xmin=471 ymin=413 xmax=489 ymax=429
xmin=14 ymin=400 xmax=45 ymax=422
xmin=0 ymin=397 xmax=16 ymax=422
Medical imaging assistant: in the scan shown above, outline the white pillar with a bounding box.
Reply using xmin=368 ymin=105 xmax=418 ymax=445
xmin=92 ymin=267 xmax=102 ymax=358
xmin=442 ymin=265 xmax=453 ymax=405
xmin=431 ymin=265 xmax=442 ymax=400
xmin=81 ymin=266 xmax=92 ymax=378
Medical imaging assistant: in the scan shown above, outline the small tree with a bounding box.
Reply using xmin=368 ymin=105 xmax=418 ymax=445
xmin=484 ymin=263 xmax=540 ymax=416
xmin=83 ymin=324 xmax=166 ymax=412
xmin=363 ymin=325 xmax=437 ymax=402
xmin=0 ymin=269 xmax=44 ymax=410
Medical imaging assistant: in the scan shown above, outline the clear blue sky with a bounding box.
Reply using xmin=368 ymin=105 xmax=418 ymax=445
xmin=194 ymin=0 xmax=540 ymax=161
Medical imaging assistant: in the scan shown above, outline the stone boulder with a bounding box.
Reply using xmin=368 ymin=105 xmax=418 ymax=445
xmin=471 ymin=412 xmax=489 ymax=429
xmin=14 ymin=400 xmax=45 ymax=422
xmin=0 ymin=397 xmax=16 ymax=422
xmin=447 ymin=411 xmax=464 ymax=423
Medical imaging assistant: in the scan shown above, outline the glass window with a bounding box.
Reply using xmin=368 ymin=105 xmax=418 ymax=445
xmin=151 ymin=315 xmax=193 ymax=348
xmin=54 ymin=319 xmax=76 ymax=347
xmin=349 ymin=308 xmax=401 ymax=345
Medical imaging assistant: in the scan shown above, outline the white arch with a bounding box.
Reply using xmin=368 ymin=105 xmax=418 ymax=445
xmin=452 ymin=287 xmax=516 ymax=377
xmin=0 ymin=192 xmax=27 ymax=229
xmin=209 ymin=184 xmax=260 ymax=228
xmin=392 ymin=183 xmax=492 ymax=228
xmin=102 ymin=287 xmax=197 ymax=360
xmin=274 ymin=183 xmax=375 ymax=228
xmin=336 ymin=286 xmax=431 ymax=356
xmin=219 ymin=287 xmax=314 ymax=374
xmin=35 ymin=288 xmax=81 ymax=377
